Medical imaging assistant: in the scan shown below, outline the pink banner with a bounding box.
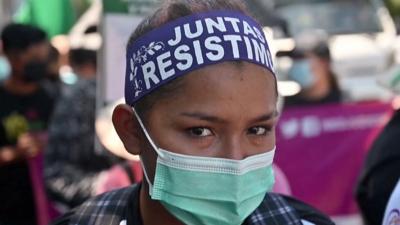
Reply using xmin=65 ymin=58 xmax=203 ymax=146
xmin=28 ymin=152 xmax=60 ymax=225
xmin=275 ymin=101 xmax=393 ymax=216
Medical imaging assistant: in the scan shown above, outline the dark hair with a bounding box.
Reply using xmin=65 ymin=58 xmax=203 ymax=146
xmin=312 ymin=43 xmax=331 ymax=60
xmin=127 ymin=0 xmax=270 ymax=118
xmin=48 ymin=45 xmax=60 ymax=63
xmin=84 ymin=25 xmax=98 ymax=34
xmin=1 ymin=23 xmax=47 ymax=54
xmin=69 ymin=48 xmax=97 ymax=68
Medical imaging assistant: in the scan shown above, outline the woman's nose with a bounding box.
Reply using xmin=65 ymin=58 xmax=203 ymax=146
xmin=220 ymin=135 xmax=248 ymax=160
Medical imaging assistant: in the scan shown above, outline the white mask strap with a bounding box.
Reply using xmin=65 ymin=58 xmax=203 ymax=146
xmin=133 ymin=108 xmax=163 ymax=196
xmin=139 ymin=155 xmax=154 ymax=196
xmin=132 ymin=108 xmax=164 ymax=157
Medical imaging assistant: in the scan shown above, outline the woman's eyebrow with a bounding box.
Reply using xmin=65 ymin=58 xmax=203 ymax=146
xmin=250 ymin=111 xmax=279 ymax=124
xmin=180 ymin=112 xmax=227 ymax=123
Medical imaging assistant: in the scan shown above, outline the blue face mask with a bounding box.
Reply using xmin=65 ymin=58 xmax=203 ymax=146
xmin=0 ymin=56 xmax=11 ymax=81
xmin=288 ymin=59 xmax=315 ymax=89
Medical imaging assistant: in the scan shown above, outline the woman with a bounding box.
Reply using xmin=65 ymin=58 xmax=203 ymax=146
xmin=284 ymin=31 xmax=342 ymax=107
xmin=52 ymin=0 xmax=334 ymax=224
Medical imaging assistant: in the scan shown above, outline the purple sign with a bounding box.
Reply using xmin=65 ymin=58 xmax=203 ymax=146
xmin=275 ymin=102 xmax=393 ymax=216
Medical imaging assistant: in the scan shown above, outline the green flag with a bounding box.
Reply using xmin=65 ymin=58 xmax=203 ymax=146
xmin=14 ymin=0 xmax=77 ymax=37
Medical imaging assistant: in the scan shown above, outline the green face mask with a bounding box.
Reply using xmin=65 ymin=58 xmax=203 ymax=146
xmin=134 ymin=110 xmax=275 ymax=225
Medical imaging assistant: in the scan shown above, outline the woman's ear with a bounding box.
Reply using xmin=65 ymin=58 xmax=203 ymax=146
xmin=112 ymin=104 xmax=142 ymax=155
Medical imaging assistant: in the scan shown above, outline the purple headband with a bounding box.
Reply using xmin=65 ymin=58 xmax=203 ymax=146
xmin=125 ymin=10 xmax=275 ymax=105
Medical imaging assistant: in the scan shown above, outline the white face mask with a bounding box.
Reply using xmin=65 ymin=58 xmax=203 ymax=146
xmin=133 ymin=109 xmax=275 ymax=225
xmin=0 ymin=56 xmax=11 ymax=81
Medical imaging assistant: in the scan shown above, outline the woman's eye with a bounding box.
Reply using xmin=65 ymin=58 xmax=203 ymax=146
xmin=188 ymin=127 xmax=213 ymax=137
xmin=248 ymin=126 xmax=269 ymax=136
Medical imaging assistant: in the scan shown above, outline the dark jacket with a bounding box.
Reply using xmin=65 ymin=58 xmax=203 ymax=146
xmin=356 ymin=109 xmax=400 ymax=225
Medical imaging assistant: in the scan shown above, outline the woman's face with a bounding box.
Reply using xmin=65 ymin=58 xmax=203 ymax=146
xmin=144 ymin=62 xmax=278 ymax=159
xmin=308 ymin=53 xmax=330 ymax=84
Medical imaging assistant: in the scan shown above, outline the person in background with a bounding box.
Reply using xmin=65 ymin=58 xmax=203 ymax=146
xmin=356 ymin=70 xmax=400 ymax=225
xmin=44 ymin=47 xmax=123 ymax=211
xmin=284 ymin=31 xmax=342 ymax=107
xmin=51 ymin=1 xmax=334 ymax=224
xmin=41 ymin=45 xmax=63 ymax=100
xmin=0 ymin=23 xmax=53 ymax=225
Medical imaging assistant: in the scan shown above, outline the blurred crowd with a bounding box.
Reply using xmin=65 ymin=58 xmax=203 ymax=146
xmin=0 ymin=23 xmax=141 ymax=225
